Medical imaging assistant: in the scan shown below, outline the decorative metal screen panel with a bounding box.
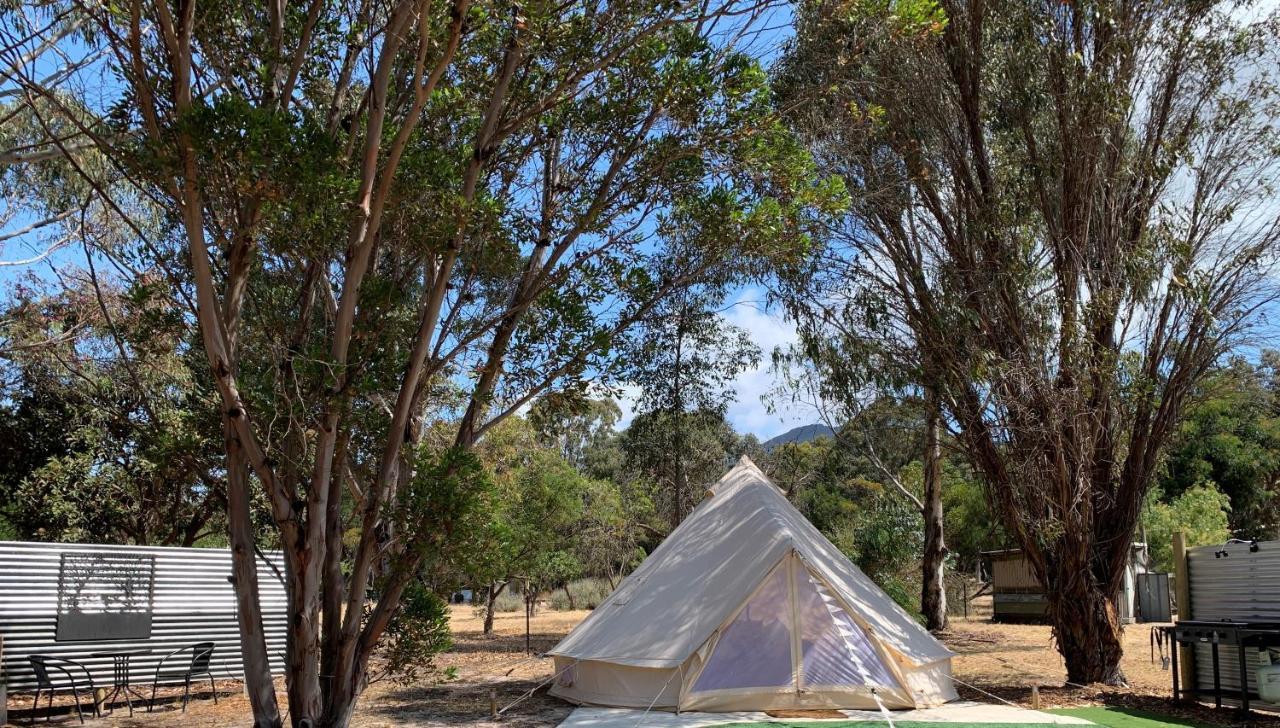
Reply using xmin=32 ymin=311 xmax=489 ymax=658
xmin=56 ymin=552 xmax=156 ymax=641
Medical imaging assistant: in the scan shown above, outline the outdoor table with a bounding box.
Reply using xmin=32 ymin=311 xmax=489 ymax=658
xmin=90 ymin=648 xmax=152 ymax=716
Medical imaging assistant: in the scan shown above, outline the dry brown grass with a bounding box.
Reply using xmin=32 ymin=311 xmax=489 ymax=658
xmin=348 ymin=605 xmax=584 ymax=728
xmin=943 ymin=614 xmax=1172 ymax=699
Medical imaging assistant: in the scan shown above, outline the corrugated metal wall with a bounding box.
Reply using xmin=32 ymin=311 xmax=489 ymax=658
xmin=0 ymin=541 xmax=287 ymax=691
xmin=991 ymin=554 xmax=1042 ymax=591
xmin=1186 ymin=539 xmax=1280 ymax=696
xmin=1136 ymin=573 xmax=1171 ymax=623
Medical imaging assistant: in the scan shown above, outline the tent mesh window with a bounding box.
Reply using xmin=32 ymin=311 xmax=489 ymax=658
xmin=691 ymin=559 xmax=900 ymax=694
xmin=692 ymin=565 xmax=794 ymax=691
xmin=796 ymin=568 xmax=897 ymax=688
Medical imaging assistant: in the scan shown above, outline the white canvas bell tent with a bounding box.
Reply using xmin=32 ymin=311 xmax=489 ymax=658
xmin=547 ymin=456 xmax=957 ymax=712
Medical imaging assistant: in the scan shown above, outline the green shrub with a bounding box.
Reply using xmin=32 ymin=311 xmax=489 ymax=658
xmin=873 ymin=571 xmax=923 ymax=622
xmin=1143 ymin=482 xmax=1232 ymax=572
xmin=379 ymin=583 xmax=452 ymax=684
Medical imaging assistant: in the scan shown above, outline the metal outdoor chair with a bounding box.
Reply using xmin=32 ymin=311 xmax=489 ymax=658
xmin=28 ymin=655 xmax=99 ymax=724
xmin=147 ymin=642 xmax=216 ymax=713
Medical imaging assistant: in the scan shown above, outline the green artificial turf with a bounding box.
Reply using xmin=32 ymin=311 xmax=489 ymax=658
xmin=699 ymin=705 xmax=1217 ymax=728
xmin=1048 ymin=707 xmax=1215 ymax=728
xmin=700 ymin=723 xmax=1063 ymax=727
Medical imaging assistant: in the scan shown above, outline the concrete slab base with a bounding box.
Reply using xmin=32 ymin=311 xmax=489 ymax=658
xmin=558 ymin=701 xmax=1095 ymax=727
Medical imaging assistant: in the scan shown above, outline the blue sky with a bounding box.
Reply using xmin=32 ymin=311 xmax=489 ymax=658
xmin=719 ymin=288 xmax=811 ymax=439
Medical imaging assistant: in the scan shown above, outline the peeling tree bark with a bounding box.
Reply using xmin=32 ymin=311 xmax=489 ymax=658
xmin=226 ymin=423 xmax=284 ymax=728
xmin=920 ymin=389 xmax=948 ymax=632
xmin=1044 ymin=552 xmax=1128 ymax=685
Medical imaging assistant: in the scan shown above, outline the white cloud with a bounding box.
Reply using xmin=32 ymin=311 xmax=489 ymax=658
xmin=719 ymin=288 xmax=819 ymax=441
xmin=611 ymin=382 xmax=643 ymax=431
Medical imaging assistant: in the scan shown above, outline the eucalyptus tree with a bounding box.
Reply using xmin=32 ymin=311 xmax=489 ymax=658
xmin=529 ymin=395 xmax=622 ymax=471
xmin=777 ymin=0 xmax=1280 ymax=683
xmin=529 ymin=395 xmax=652 ymax=588
xmin=1 ymin=0 xmax=838 ymax=724
xmin=463 ymin=420 xmax=587 ymax=636
xmin=619 ymin=284 xmax=761 ymax=525
xmin=622 ymin=406 xmax=745 ymax=527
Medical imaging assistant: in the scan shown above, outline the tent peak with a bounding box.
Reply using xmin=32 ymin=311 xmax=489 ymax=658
xmin=705 ymin=454 xmax=781 ymax=500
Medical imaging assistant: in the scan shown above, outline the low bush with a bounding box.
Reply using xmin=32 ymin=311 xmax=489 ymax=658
xmin=547 ymin=577 xmax=615 ymax=610
xmin=378 ymin=583 xmax=452 ymax=684
xmin=493 ymin=586 xmax=525 ymax=613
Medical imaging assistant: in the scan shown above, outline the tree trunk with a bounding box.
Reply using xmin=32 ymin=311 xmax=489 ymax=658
xmin=283 ymin=543 xmax=325 ymax=727
xmin=525 ymin=589 xmax=535 ymax=654
xmin=671 ymin=303 xmax=687 ymax=526
xmin=313 ymin=635 xmax=371 ymax=728
xmin=484 ymin=581 xmax=507 ymax=636
xmin=226 ymin=425 xmax=284 ymax=728
xmin=1046 ymin=571 xmax=1127 ymax=686
xmin=920 ymin=390 xmax=948 ymax=632
xmin=320 ymin=444 xmax=347 ymax=720
xmin=321 ymin=564 xmax=416 ymax=727
xmin=562 ymin=584 xmax=576 ymax=610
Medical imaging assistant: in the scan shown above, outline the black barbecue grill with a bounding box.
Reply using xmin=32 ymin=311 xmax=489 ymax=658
xmin=1162 ymin=620 xmax=1280 ymax=713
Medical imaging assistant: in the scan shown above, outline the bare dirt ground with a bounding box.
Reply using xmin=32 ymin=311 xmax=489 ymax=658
xmin=939 ymin=598 xmax=1279 ymax=727
xmin=349 ymin=606 xmax=581 ymax=728
xmin=7 ymin=599 xmax=1280 ymax=727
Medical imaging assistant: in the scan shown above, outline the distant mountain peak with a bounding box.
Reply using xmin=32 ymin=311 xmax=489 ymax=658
xmin=762 ymin=423 xmax=834 ymax=451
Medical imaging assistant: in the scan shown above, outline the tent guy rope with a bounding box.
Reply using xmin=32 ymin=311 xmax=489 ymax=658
xmin=496 ymin=659 xmax=578 ymax=717
xmin=630 ymin=665 xmax=683 ymax=727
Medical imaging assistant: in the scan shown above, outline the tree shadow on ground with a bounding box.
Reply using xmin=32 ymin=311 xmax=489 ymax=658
xmin=360 ymin=676 xmax=571 ymax=727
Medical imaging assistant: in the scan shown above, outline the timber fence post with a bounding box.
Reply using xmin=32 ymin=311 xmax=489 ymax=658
xmin=1173 ymin=531 xmax=1194 ymax=700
